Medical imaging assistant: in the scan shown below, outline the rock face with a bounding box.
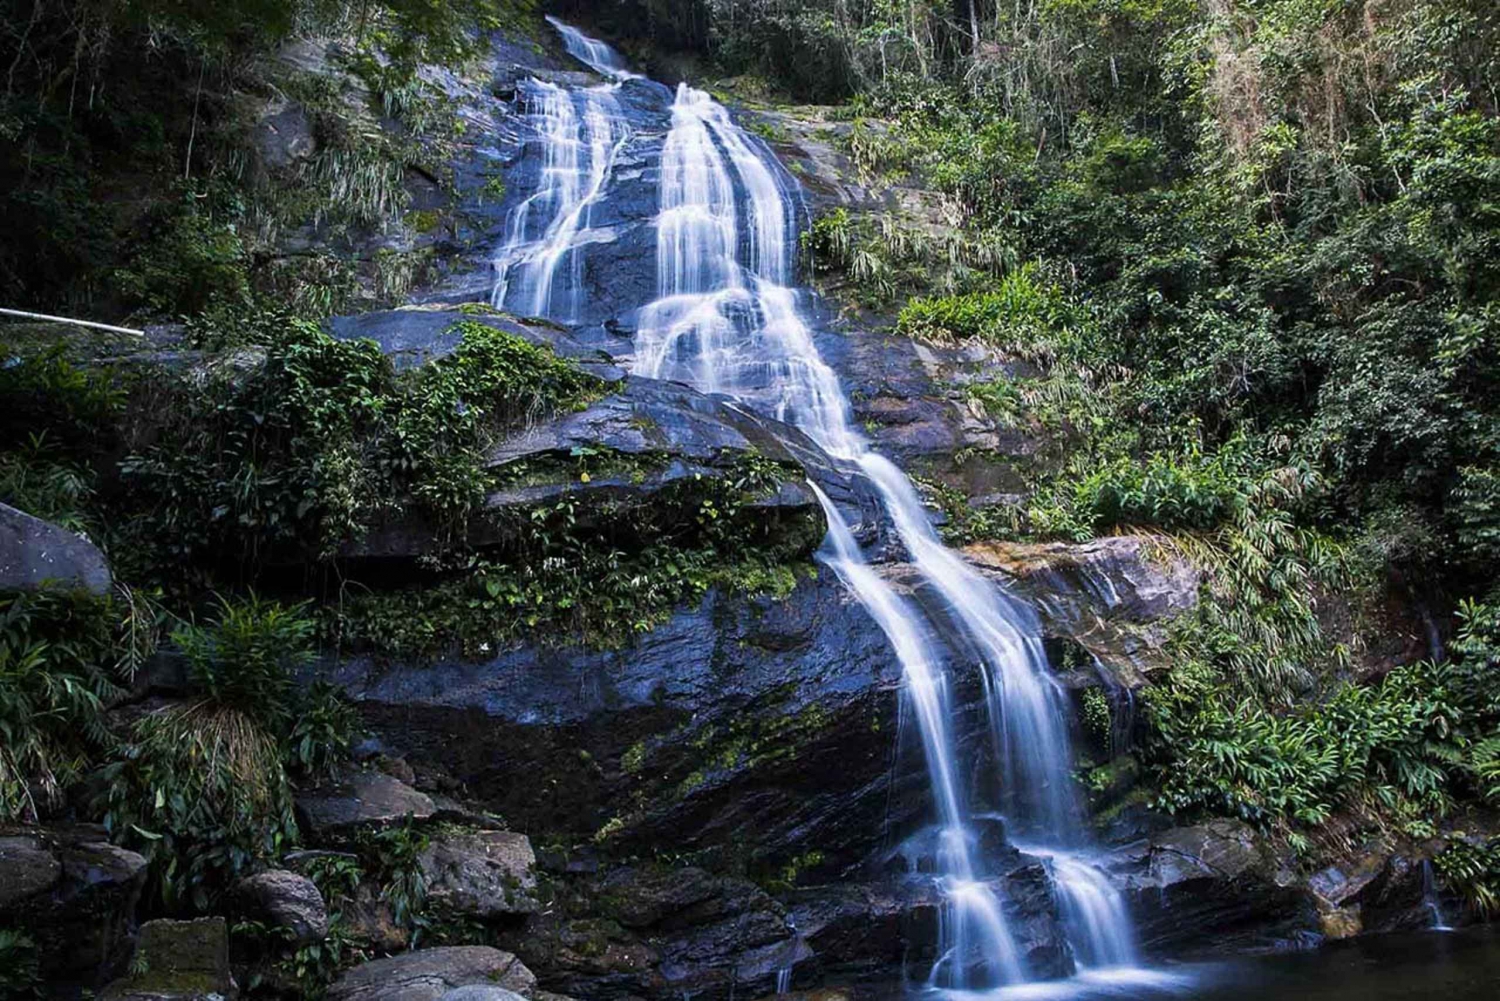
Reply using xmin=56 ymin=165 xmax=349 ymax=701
xmin=296 ymin=768 xmax=437 ymax=836
xmin=0 ymin=826 xmax=148 ymax=992
xmin=101 ymin=917 xmax=232 ymax=1001
xmin=513 ymin=864 xmax=803 ymax=1001
xmin=964 ymin=536 xmax=1200 ymax=686
xmin=235 ymin=869 xmax=329 ymax=944
xmin=0 ymin=501 xmax=111 ymax=595
xmin=328 ymin=946 xmax=535 ymax=1001
xmin=1104 ymin=820 xmax=1318 ymax=955
xmin=419 ymin=829 xmax=539 ymax=918
xmin=318 ymin=570 xmax=929 ymax=878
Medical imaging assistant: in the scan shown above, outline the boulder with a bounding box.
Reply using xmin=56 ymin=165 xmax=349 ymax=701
xmin=0 ymin=501 xmax=111 ymax=595
xmin=327 ymin=946 xmax=535 ymax=1001
xmin=963 ymin=535 xmax=1200 ymax=686
xmin=296 ymin=768 xmax=436 ymax=836
xmin=329 ymin=308 xmax=624 ymax=380
xmin=1104 ymin=819 xmax=1318 ymax=956
xmin=513 ymin=866 xmax=800 ymax=1001
xmin=100 ymin=917 xmax=232 ymax=1001
xmin=419 ymin=829 xmax=539 ymax=918
xmin=235 ymin=869 xmax=329 ymax=944
xmin=1 ymin=826 xmax=148 ymax=991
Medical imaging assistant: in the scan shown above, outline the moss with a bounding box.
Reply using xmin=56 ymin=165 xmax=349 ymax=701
xmin=404 ymin=208 xmax=445 ymax=235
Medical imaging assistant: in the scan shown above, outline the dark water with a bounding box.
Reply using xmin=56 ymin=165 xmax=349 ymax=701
xmin=848 ymin=927 xmax=1500 ymax=1001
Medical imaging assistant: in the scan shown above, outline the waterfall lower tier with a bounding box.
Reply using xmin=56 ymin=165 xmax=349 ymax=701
xmin=500 ymin=19 xmax=1146 ymax=991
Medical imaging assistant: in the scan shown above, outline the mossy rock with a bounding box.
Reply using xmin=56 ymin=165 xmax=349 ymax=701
xmin=101 ymin=917 xmax=231 ymax=1000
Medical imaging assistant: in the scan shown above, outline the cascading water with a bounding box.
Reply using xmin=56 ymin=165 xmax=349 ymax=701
xmin=506 ymin=19 xmax=1146 ymax=992
xmin=491 ymin=80 xmax=627 ymax=321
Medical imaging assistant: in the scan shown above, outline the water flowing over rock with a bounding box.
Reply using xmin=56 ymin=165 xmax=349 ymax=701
xmin=963 ymin=536 xmax=1201 ymax=687
xmin=484 ymin=19 xmax=1141 ymax=993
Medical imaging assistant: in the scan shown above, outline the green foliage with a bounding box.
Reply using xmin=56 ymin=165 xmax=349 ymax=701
xmin=329 ymin=453 xmax=820 ymax=658
xmin=100 ymin=701 xmax=298 ymax=912
xmin=1146 ymin=598 xmax=1500 ymax=835
xmin=1435 ymin=836 xmax=1500 ymax=916
xmin=98 ymin=595 xmax=352 ymax=912
xmin=0 ymin=589 xmax=155 ymax=822
xmin=174 ymin=594 xmax=315 ymax=735
xmin=120 ymin=316 xmax=603 ymax=575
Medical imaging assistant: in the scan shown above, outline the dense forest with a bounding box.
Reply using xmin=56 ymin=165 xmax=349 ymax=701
xmin=3 ymin=1 xmax=1500 ymax=998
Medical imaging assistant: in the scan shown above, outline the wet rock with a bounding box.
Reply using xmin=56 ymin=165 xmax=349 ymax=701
xmin=296 ymin=768 xmax=436 ymax=836
xmin=516 ymin=865 xmax=800 ymax=1001
xmin=328 ymin=946 xmax=535 ymax=1001
xmin=235 ymin=869 xmax=329 ymax=944
xmin=0 ymin=501 xmax=111 ymax=595
xmin=101 ymin=917 xmax=232 ymax=1001
xmin=1353 ymin=853 xmax=1442 ymax=933
xmin=1004 ymin=862 xmax=1074 ymax=978
xmin=329 ymin=307 xmax=625 ymax=380
xmin=964 ymin=535 xmax=1200 ymax=686
xmin=316 ymin=569 xmax=919 ymax=878
xmin=419 ymin=828 xmax=539 ymax=918
xmin=1105 ymin=819 xmax=1317 ymax=956
xmin=1 ymin=826 xmax=148 ymax=991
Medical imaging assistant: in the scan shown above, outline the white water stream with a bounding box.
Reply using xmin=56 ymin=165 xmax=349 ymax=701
xmin=498 ymin=20 xmax=1145 ymax=993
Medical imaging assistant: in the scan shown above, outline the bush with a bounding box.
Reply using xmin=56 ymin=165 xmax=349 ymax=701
xmin=1146 ymin=599 xmax=1500 ymax=836
xmin=98 ymin=594 xmax=354 ymax=911
xmin=121 ymin=316 xmax=604 ymax=574
xmin=0 ymin=589 xmax=155 ymax=822
xmin=896 ymin=267 xmax=1073 ymax=346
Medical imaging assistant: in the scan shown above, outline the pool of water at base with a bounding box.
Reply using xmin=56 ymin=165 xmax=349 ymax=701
xmin=837 ymin=926 xmax=1500 ymax=1001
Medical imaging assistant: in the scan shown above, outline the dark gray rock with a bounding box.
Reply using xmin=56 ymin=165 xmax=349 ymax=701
xmin=329 ymin=307 xmax=625 ymax=380
xmin=1104 ymin=819 xmax=1318 ymax=956
xmin=0 ymin=501 xmax=111 ymax=595
xmin=235 ymin=869 xmax=329 ymax=944
xmin=512 ymin=865 xmax=801 ymax=1001
xmin=0 ymin=834 xmax=62 ymax=908
xmin=101 ymin=917 xmax=231 ymax=1001
xmin=251 ymin=96 xmax=317 ymax=170
xmin=296 ymin=768 xmax=436 ymax=836
xmin=316 ymin=568 xmax=931 ymax=878
xmin=1 ymin=826 xmax=148 ymax=992
xmin=328 ymin=946 xmax=535 ymax=1001
xmin=963 ymin=535 xmax=1200 ymax=686
xmin=419 ymin=829 xmax=539 ymax=918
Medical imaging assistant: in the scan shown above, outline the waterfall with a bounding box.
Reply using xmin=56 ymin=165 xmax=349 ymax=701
xmin=491 ymin=81 xmax=627 ymax=321
xmin=505 ymin=20 xmax=1145 ymax=990
xmin=546 ymin=15 xmax=641 ymax=80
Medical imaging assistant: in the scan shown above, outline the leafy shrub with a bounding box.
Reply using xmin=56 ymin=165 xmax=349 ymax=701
xmin=1146 ymin=599 xmax=1500 ymax=837
xmin=98 ymin=595 xmax=351 ymax=911
xmin=121 ymin=317 xmax=604 ymax=575
xmin=1435 ymin=837 xmax=1500 ymax=916
xmin=100 ymin=702 xmax=298 ymax=912
xmin=0 ymin=589 xmax=155 ymax=821
xmin=896 ymin=267 xmax=1073 ymax=346
xmin=1071 ymin=447 xmax=1245 ymax=533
